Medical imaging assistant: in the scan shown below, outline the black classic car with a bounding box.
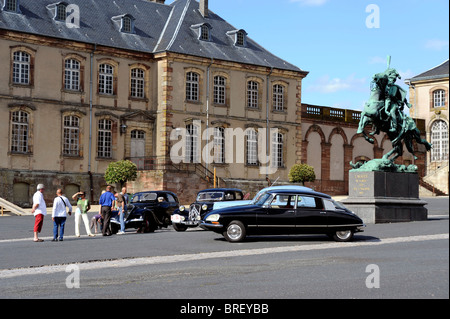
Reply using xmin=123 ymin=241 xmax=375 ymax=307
xmin=171 ymin=188 xmax=245 ymax=232
xmin=111 ymin=191 xmax=179 ymax=233
xmin=201 ymin=187 xmax=365 ymax=242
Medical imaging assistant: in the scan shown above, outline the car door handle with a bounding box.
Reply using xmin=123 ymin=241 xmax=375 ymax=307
xmin=286 ymin=210 xmax=296 ymax=214
xmin=320 ymin=211 xmax=327 ymax=214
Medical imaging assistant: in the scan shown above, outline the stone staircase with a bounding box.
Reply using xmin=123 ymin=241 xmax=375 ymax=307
xmin=0 ymin=198 xmax=31 ymax=216
xmin=419 ymin=178 xmax=447 ymax=197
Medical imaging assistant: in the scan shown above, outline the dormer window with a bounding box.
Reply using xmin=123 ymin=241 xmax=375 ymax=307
xmin=226 ymin=29 xmax=247 ymax=47
xmin=3 ymin=0 xmax=20 ymax=13
xmin=55 ymin=3 xmax=67 ymax=21
xmin=191 ymin=23 xmax=212 ymax=42
xmin=46 ymin=2 xmax=68 ymax=21
xmin=112 ymin=14 xmax=135 ymax=34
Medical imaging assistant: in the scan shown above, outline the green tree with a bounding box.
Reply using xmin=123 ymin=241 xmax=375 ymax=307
xmin=288 ymin=164 xmax=316 ymax=185
xmin=104 ymin=160 xmax=137 ymax=187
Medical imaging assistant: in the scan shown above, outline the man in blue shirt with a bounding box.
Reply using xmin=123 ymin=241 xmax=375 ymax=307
xmin=99 ymin=185 xmax=116 ymax=236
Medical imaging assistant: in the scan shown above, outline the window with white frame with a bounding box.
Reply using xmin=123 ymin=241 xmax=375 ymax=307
xmin=272 ymin=132 xmax=284 ymax=168
xmin=64 ymin=59 xmax=80 ymax=91
xmin=246 ymin=128 xmax=258 ymax=165
xmin=431 ymin=120 xmax=449 ymax=162
xmin=214 ymin=127 xmax=225 ymax=164
xmin=63 ymin=116 xmax=80 ymax=156
xmin=247 ymin=81 xmax=259 ymax=109
xmin=13 ymin=51 xmax=30 ymax=85
xmin=273 ymin=84 xmax=285 ymax=111
xmin=214 ymin=76 xmax=226 ymax=105
xmin=99 ymin=64 xmax=114 ymax=95
xmin=433 ymin=90 xmax=446 ymax=108
xmin=11 ymin=110 xmax=29 ymax=153
xmin=185 ymin=124 xmax=199 ymax=163
xmin=97 ymin=119 xmax=112 ymax=158
xmin=130 ymin=68 xmax=145 ymax=98
xmin=186 ymin=72 xmax=199 ymax=102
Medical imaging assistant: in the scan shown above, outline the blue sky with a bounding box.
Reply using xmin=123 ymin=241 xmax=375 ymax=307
xmin=169 ymin=0 xmax=449 ymax=112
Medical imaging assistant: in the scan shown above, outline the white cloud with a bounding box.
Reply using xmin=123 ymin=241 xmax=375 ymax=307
xmin=425 ymin=39 xmax=449 ymax=51
xmin=290 ymin=0 xmax=328 ymax=6
xmin=306 ymin=74 xmax=367 ymax=94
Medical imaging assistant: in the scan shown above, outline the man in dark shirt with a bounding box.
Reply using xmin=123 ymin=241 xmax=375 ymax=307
xmin=99 ymin=186 xmax=116 ymax=236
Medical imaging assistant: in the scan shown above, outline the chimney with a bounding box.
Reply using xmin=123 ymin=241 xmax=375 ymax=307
xmin=147 ymin=0 xmax=165 ymax=3
xmin=199 ymin=0 xmax=208 ymax=18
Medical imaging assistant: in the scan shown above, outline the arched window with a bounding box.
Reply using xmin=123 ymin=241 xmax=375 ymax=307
xmin=99 ymin=64 xmax=114 ymax=95
xmin=213 ymin=127 xmax=225 ymax=164
xmin=55 ymin=3 xmax=67 ymax=21
xmin=273 ymin=84 xmax=285 ymax=111
xmin=247 ymin=81 xmax=259 ymax=109
xmin=213 ymin=76 xmax=226 ymax=105
xmin=272 ymin=132 xmax=284 ymax=168
xmin=246 ymin=128 xmax=258 ymax=165
xmin=200 ymin=24 xmax=210 ymax=41
xmin=431 ymin=120 xmax=449 ymax=162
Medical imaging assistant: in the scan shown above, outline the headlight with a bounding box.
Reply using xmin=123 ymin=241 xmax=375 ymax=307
xmin=179 ymin=206 xmax=185 ymax=212
xmin=206 ymin=214 xmax=220 ymax=222
xmin=202 ymin=204 xmax=208 ymax=211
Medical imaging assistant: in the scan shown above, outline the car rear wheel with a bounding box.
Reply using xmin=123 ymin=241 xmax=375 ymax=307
xmin=223 ymin=221 xmax=246 ymax=243
xmin=332 ymin=229 xmax=354 ymax=242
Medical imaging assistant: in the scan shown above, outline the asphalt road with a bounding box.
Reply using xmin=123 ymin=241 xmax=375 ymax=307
xmin=0 ymin=197 xmax=448 ymax=302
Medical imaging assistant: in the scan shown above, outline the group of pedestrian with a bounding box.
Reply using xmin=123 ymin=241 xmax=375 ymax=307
xmin=31 ymin=184 xmax=128 ymax=242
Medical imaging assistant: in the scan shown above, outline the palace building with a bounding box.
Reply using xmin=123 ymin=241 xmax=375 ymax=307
xmin=0 ymin=0 xmax=431 ymax=207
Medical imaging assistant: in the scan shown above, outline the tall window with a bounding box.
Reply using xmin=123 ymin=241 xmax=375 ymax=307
xmin=431 ymin=120 xmax=449 ymax=162
xmin=272 ymin=132 xmax=284 ymax=168
xmin=273 ymin=84 xmax=285 ymax=111
xmin=12 ymin=51 xmax=30 ymax=85
xmin=130 ymin=68 xmax=145 ymax=98
xmin=63 ymin=116 xmax=80 ymax=156
xmin=200 ymin=25 xmax=210 ymax=41
xmin=246 ymin=129 xmax=258 ymax=165
xmin=236 ymin=31 xmax=245 ymax=46
xmin=98 ymin=119 xmax=112 ymax=158
xmin=122 ymin=15 xmax=133 ymax=33
xmin=185 ymin=124 xmax=199 ymax=163
xmin=55 ymin=3 xmax=67 ymax=21
xmin=433 ymin=90 xmax=446 ymax=108
xmin=99 ymin=64 xmax=114 ymax=95
xmin=213 ymin=127 xmax=225 ymax=164
xmin=64 ymin=59 xmax=80 ymax=91
xmin=247 ymin=81 xmax=259 ymax=109
xmin=11 ymin=110 xmax=29 ymax=153
xmin=186 ymin=72 xmax=199 ymax=102
xmin=213 ymin=76 xmax=226 ymax=105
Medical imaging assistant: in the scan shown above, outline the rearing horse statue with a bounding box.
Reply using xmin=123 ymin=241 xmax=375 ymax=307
xmin=356 ymin=62 xmax=432 ymax=167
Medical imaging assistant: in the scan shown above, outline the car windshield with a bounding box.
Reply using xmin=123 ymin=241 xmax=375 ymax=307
xmin=131 ymin=193 xmax=158 ymax=203
xmin=196 ymin=192 xmax=225 ymax=202
xmin=332 ymin=200 xmax=347 ymax=210
xmin=252 ymin=192 xmax=273 ymax=206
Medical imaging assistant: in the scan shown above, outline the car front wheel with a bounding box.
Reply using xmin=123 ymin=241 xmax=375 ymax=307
xmin=223 ymin=221 xmax=246 ymax=243
xmin=332 ymin=229 xmax=354 ymax=242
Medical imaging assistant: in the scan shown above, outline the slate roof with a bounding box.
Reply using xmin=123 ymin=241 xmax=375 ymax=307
xmin=408 ymin=60 xmax=449 ymax=82
xmin=0 ymin=0 xmax=306 ymax=73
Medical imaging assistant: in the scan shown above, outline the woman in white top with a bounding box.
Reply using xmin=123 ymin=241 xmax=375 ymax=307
xmin=31 ymin=184 xmax=47 ymax=242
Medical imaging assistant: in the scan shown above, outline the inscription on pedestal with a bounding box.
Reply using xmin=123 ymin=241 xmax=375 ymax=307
xmin=352 ymin=173 xmax=370 ymax=197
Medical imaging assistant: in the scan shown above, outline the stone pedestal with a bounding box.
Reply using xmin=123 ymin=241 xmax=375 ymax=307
xmin=341 ymin=171 xmax=428 ymax=224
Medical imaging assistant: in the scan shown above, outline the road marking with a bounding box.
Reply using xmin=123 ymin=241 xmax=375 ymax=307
xmin=0 ymin=233 xmax=447 ymax=279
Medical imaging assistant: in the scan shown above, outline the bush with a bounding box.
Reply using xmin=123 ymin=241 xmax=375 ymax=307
xmin=104 ymin=160 xmax=137 ymax=187
xmin=288 ymin=164 xmax=316 ymax=184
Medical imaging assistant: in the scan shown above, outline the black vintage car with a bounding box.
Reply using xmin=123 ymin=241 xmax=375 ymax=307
xmin=201 ymin=187 xmax=365 ymax=242
xmin=111 ymin=191 xmax=179 ymax=234
xmin=171 ymin=188 xmax=245 ymax=232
